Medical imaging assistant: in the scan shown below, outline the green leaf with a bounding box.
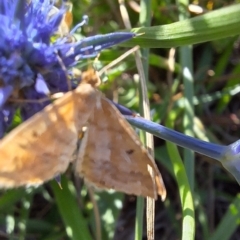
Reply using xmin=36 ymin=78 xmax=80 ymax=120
xmin=210 ymin=194 xmax=240 ymax=240
xmin=124 ymin=4 xmax=240 ymax=48
xmin=51 ymin=177 xmax=92 ymax=240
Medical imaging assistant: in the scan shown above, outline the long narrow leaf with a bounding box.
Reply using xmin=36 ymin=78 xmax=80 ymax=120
xmin=51 ymin=177 xmax=92 ymax=240
xmin=124 ymin=4 xmax=240 ymax=48
xmin=166 ymin=114 xmax=195 ymax=240
xmin=210 ymin=194 xmax=240 ymax=240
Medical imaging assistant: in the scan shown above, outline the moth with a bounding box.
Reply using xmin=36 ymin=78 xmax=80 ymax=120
xmin=0 ymin=70 xmax=166 ymax=200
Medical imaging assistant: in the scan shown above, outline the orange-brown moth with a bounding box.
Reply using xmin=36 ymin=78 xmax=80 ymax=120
xmin=0 ymin=70 xmax=166 ymax=200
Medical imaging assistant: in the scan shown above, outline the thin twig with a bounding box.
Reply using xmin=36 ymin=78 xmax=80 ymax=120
xmin=118 ymin=1 xmax=156 ymax=240
xmin=98 ymin=46 xmax=139 ymax=77
xmin=88 ymin=187 xmax=101 ymax=240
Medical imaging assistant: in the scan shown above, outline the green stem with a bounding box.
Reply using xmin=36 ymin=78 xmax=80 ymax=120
xmin=135 ymin=1 xmax=152 ymax=239
xmin=166 ymin=113 xmax=195 ymax=240
xmin=177 ymin=0 xmax=195 ymax=192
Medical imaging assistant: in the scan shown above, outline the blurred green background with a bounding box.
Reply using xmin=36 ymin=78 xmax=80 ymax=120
xmin=1 ymin=0 xmax=240 ymax=239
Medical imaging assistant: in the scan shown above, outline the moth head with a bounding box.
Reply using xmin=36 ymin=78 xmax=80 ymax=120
xmin=81 ymin=69 xmax=101 ymax=88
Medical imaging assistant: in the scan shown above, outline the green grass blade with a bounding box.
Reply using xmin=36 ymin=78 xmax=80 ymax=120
xmin=18 ymin=192 xmax=33 ymax=240
xmin=209 ymin=194 xmax=240 ymax=240
xmin=51 ymin=177 xmax=92 ymax=240
xmin=124 ymin=4 xmax=240 ymax=48
xmin=166 ymin=113 xmax=195 ymax=240
xmin=0 ymin=189 xmax=26 ymax=211
xmin=134 ymin=1 xmax=153 ymax=240
xmin=135 ymin=196 xmax=144 ymax=240
xmin=177 ymin=0 xmax=195 ymax=192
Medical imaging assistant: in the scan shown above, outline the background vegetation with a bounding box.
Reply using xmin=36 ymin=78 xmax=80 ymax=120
xmin=1 ymin=0 xmax=240 ymax=239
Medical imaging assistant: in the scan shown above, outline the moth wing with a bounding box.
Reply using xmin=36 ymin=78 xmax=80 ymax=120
xmin=0 ymin=82 xmax=97 ymax=188
xmin=76 ymin=97 xmax=166 ymax=200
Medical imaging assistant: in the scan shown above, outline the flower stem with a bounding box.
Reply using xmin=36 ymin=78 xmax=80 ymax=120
xmin=125 ymin=116 xmax=225 ymax=161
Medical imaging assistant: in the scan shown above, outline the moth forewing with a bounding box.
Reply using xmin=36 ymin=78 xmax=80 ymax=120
xmin=75 ymin=97 xmax=166 ymax=200
xmin=0 ymin=80 xmax=97 ymax=188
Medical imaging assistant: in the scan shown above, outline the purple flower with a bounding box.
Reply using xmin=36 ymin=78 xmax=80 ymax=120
xmin=0 ymin=0 xmax=135 ymax=138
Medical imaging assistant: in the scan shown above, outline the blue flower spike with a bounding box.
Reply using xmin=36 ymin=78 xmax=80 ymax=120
xmin=221 ymin=140 xmax=240 ymax=185
xmin=125 ymin=115 xmax=240 ymax=185
xmin=0 ymin=0 xmax=135 ymax=137
xmin=111 ymin=101 xmax=136 ymax=116
xmin=74 ymin=32 xmax=136 ymax=59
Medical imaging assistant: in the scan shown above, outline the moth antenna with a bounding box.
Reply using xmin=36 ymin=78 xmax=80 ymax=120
xmin=8 ymin=95 xmax=58 ymax=104
xmin=55 ymin=51 xmax=72 ymax=91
